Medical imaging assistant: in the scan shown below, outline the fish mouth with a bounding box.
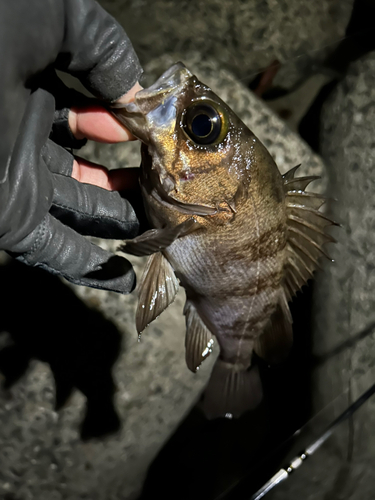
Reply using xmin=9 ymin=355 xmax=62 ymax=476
xmin=136 ymin=62 xmax=193 ymax=103
xmin=111 ymin=62 xmax=193 ymax=141
xmin=113 ymin=63 xmax=216 ymax=216
xmin=112 ymin=62 xmax=193 ymax=116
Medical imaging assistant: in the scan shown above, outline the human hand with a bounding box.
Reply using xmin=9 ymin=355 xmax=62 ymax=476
xmin=0 ymin=0 xmax=144 ymax=294
xmin=68 ymin=82 xmax=143 ymax=191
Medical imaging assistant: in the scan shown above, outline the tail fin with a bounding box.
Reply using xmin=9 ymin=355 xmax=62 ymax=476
xmin=202 ymin=359 xmax=263 ymax=419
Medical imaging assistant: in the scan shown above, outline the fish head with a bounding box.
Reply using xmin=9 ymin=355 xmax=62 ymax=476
xmin=112 ymin=62 xmax=284 ymax=221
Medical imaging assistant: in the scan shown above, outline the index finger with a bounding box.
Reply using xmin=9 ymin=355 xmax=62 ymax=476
xmin=69 ymin=104 xmax=136 ymax=143
xmin=69 ymin=82 xmax=143 ymax=143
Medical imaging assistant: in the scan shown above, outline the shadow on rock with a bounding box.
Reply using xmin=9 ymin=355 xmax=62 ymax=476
xmin=139 ymin=285 xmax=315 ymax=500
xmin=0 ymin=260 xmax=122 ymax=440
xmin=299 ymin=0 xmax=375 ymax=153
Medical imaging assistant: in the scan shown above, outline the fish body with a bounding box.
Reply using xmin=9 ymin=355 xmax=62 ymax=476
xmin=112 ymin=63 xmax=334 ymax=418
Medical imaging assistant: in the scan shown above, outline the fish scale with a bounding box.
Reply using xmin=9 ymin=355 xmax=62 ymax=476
xmin=113 ymin=62 xmax=335 ymax=419
xmin=165 ymin=230 xmax=282 ymax=298
xmin=166 ymin=239 xmax=281 ymax=351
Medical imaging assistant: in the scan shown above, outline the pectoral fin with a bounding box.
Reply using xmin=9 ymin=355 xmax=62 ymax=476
xmin=254 ymin=289 xmax=293 ymax=364
xmin=154 ymin=190 xmax=218 ymax=216
xmin=118 ymin=218 xmax=201 ymax=256
xmin=136 ymin=252 xmax=179 ymax=333
xmin=184 ymin=301 xmax=215 ymax=372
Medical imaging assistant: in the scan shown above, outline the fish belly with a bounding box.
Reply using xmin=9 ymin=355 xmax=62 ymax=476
xmin=196 ymin=292 xmax=279 ymax=366
xmin=165 ymin=230 xmax=283 ymax=366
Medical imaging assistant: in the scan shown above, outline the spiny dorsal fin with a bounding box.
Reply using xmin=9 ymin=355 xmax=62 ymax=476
xmin=282 ymin=165 xmax=338 ymax=300
xmin=184 ymin=301 xmax=215 ymax=372
xmin=136 ymin=252 xmax=179 ymax=334
xmin=254 ymin=288 xmax=293 ymax=364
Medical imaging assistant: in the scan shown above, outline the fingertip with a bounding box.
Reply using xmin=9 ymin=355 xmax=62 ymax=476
xmin=116 ymin=82 xmax=144 ymax=104
xmin=69 ymin=104 xmax=136 ymax=143
xmin=72 ymin=158 xmax=140 ymax=192
xmin=84 ymin=254 xmax=136 ymax=294
xmin=72 ymin=158 xmax=111 ymax=189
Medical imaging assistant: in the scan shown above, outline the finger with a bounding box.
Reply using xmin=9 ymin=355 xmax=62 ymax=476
xmin=43 ymin=139 xmax=74 ymax=176
xmin=37 ymin=68 xmax=90 ymax=149
xmin=42 ymin=139 xmax=140 ymax=192
xmin=50 ymin=173 xmax=139 ymax=239
xmin=68 ymin=81 xmax=143 ymax=143
xmin=10 ymin=214 xmax=136 ymax=294
xmin=116 ymin=81 xmax=143 ymax=104
xmin=69 ymin=104 xmax=137 ymax=142
xmin=72 ymin=157 xmax=140 ymax=191
xmin=42 ymin=140 xmax=141 ymax=239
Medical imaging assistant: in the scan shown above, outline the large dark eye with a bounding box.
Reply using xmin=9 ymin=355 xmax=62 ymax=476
xmin=182 ymin=100 xmax=227 ymax=145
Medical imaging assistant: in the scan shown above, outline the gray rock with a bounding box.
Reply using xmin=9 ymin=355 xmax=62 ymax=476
xmin=0 ymin=56 xmax=328 ymax=499
xmin=315 ymin=50 xmax=375 ymax=457
xmin=99 ymin=0 xmax=353 ymax=90
xmin=268 ymin=52 xmax=375 ymax=500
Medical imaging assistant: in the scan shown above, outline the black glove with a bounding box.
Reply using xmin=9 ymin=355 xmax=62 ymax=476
xmin=0 ymin=0 xmax=143 ymax=294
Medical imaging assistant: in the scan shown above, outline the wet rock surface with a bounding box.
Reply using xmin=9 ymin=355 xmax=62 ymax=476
xmin=0 ymin=55 xmax=327 ymax=500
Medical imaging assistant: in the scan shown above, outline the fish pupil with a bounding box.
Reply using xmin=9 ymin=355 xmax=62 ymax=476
xmin=191 ymin=113 xmax=213 ymax=138
xmin=182 ymin=101 xmax=224 ymax=145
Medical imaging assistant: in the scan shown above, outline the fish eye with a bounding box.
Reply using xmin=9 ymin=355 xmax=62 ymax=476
xmin=182 ymin=100 xmax=227 ymax=145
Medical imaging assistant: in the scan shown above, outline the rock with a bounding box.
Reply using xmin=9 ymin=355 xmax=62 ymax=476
xmin=268 ymin=51 xmax=375 ymax=500
xmin=0 ymin=56 xmax=327 ymax=499
xmin=99 ymin=0 xmax=353 ymax=90
xmin=316 ymin=50 xmax=375 ymax=456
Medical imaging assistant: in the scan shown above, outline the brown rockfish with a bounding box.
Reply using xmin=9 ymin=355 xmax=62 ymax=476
xmin=112 ymin=63 xmax=334 ymax=419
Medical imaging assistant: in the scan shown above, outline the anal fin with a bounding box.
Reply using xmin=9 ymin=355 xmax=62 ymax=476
xmin=136 ymin=252 xmax=179 ymax=334
xmin=184 ymin=301 xmax=215 ymax=372
xmin=254 ymin=289 xmax=293 ymax=364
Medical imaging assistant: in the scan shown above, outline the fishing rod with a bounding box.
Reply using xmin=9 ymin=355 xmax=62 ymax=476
xmin=249 ymin=382 xmax=375 ymax=500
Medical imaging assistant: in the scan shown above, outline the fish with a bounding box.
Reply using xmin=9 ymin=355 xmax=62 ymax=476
xmin=111 ymin=62 xmax=335 ymax=419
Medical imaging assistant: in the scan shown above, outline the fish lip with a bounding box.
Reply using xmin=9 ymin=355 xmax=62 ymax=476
xmin=111 ymin=62 xmax=193 ymax=116
xmin=136 ymin=62 xmax=193 ymax=101
xmin=110 ymin=99 xmax=142 ymax=114
xmin=110 ymin=62 xmax=194 ymax=142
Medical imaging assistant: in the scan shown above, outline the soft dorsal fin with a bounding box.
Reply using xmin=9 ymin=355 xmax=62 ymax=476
xmin=254 ymin=288 xmax=293 ymax=364
xmin=184 ymin=301 xmax=215 ymax=372
xmin=282 ymin=165 xmax=338 ymax=301
xmin=136 ymin=252 xmax=179 ymax=334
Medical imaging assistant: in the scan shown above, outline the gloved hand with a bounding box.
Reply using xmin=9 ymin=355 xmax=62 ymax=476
xmin=0 ymin=0 xmax=144 ymax=294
